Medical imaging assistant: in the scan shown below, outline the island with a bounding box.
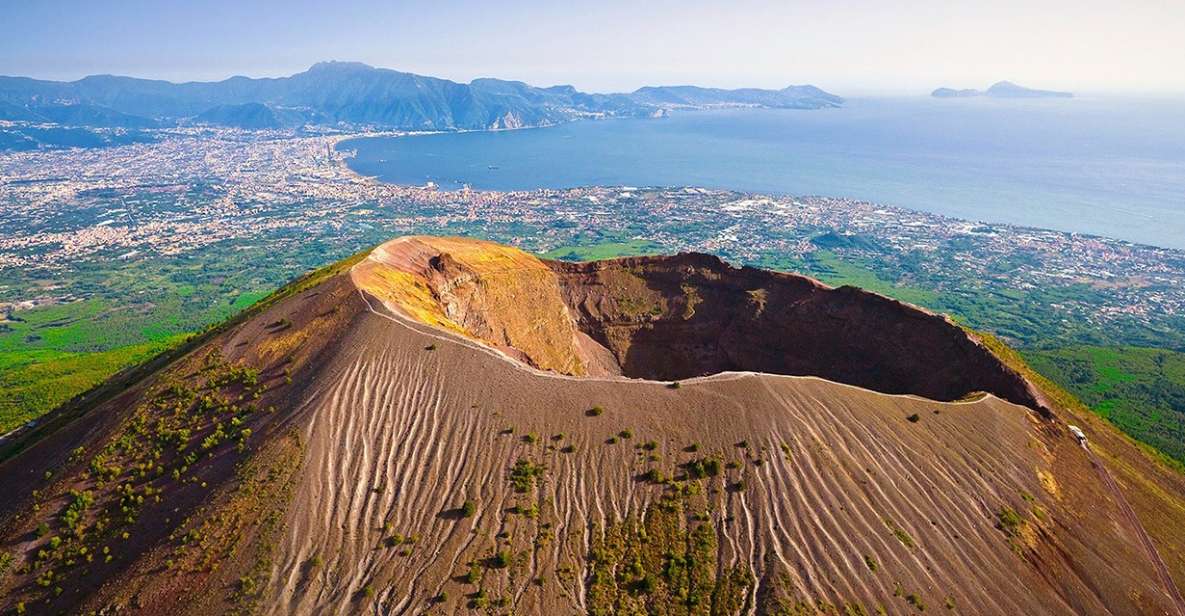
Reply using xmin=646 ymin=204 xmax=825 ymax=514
xmin=932 ymin=80 xmax=1073 ymax=98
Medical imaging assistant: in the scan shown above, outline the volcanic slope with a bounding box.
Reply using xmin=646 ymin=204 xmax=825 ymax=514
xmin=2 ymin=235 xmax=1185 ymax=616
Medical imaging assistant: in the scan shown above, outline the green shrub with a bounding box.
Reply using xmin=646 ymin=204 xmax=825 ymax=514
xmin=631 ymin=574 xmax=655 ymax=594
xmin=510 ymin=459 xmax=544 ymax=492
xmin=685 ymin=457 xmax=721 ymax=479
xmin=511 ymin=503 xmax=539 ymax=518
xmin=884 ymin=519 xmax=915 ymax=548
xmin=997 ymin=506 xmax=1024 ymax=536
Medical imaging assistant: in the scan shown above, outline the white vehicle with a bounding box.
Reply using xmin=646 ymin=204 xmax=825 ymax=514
xmin=1068 ymin=424 xmax=1088 ymax=446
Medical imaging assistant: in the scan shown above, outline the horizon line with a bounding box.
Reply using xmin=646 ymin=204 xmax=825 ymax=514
xmin=5 ymin=61 xmax=1184 ymax=100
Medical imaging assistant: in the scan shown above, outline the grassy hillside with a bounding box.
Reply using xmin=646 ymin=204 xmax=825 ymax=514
xmin=1026 ymin=346 xmax=1185 ymax=465
xmin=0 ymin=337 xmax=186 ymax=431
xmin=0 ymin=292 xmax=240 ymax=433
xmin=0 ymin=245 xmax=373 ymax=435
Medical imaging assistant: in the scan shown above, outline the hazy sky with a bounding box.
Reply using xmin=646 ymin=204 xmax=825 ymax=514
xmin=2 ymin=0 xmax=1183 ymax=95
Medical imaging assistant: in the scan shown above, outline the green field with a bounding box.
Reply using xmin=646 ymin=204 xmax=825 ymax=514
xmin=0 ymin=336 xmax=186 ymax=431
xmin=541 ymin=239 xmax=665 ymax=261
xmin=0 ymin=286 xmax=268 ymax=432
xmin=1026 ymin=346 xmax=1185 ymax=464
xmin=0 ymin=241 xmax=377 ymax=434
xmin=802 ymin=250 xmax=940 ymax=307
xmin=0 ymin=248 xmax=288 ymax=432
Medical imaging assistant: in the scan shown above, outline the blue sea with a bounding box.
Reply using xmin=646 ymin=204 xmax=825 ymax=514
xmin=341 ymin=97 xmax=1185 ymax=249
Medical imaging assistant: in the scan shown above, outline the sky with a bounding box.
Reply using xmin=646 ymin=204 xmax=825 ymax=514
xmin=2 ymin=0 xmax=1183 ymax=95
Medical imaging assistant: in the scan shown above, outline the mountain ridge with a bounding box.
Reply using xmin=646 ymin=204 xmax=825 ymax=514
xmin=0 ymin=61 xmax=843 ymax=132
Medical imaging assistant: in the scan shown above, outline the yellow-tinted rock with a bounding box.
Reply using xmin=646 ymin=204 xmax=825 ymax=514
xmin=352 ymin=236 xmax=588 ymax=375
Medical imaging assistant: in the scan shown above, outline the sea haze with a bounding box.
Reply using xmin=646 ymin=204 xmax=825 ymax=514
xmin=342 ymin=96 xmax=1185 ymax=249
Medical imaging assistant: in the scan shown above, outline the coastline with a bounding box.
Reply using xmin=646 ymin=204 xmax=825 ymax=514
xmin=2 ymin=123 xmax=1182 ymax=352
xmin=330 ymin=123 xmax=1181 ymax=256
xmin=334 ymin=101 xmax=1185 ymax=251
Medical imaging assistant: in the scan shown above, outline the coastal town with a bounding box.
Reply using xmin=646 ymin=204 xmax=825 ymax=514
xmin=2 ymin=128 xmax=1183 ymax=349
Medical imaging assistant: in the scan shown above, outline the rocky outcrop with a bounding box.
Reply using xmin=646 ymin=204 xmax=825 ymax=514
xmin=353 ymin=236 xmax=590 ymax=375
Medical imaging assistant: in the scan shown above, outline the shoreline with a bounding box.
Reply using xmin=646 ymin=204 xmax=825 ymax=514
xmin=332 ymin=104 xmax=1185 ymax=251
xmin=2 ymin=123 xmax=1182 ymax=355
xmin=331 ymin=128 xmax=1183 ymax=256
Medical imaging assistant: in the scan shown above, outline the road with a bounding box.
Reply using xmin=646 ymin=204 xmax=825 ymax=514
xmin=1085 ymin=439 xmax=1185 ymax=616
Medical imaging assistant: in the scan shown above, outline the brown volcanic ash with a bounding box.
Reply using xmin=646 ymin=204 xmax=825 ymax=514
xmin=1 ymin=235 xmax=1183 ymax=616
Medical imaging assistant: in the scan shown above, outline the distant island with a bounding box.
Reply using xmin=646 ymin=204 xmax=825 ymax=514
xmin=0 ymin=61 xmax=843 ymax=141
xmin=932 ymin=80 xmax=1073 ymax=99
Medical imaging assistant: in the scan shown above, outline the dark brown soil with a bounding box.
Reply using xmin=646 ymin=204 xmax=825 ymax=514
xmin=552 ymin=253 xmax=1048 ymax=412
